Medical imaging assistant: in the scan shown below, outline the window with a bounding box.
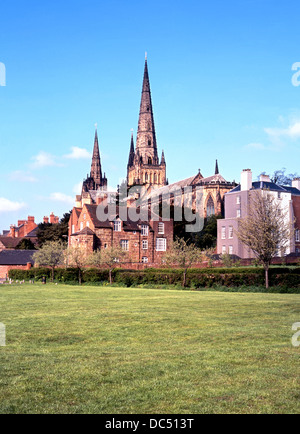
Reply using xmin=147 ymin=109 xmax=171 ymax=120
xmin=148 ymin=139 xmax=151 ymax=147
xmin=229 ymin=226 xmax=233 ymax=239
xmin=222 ymin=246 xmax=227 ymax=255
xmin=83 ymin=213 xmax=86 ymax=220
xmin=158 ymin=222 xmax=165 ymax=235
xmin=237 ymin=209 xmax=241 ymax=218
xmin=222 ymin=227 xmax=226 ymax=240
xmin=80 ymin=222 xmax=84 ymax=231
xmin=229 ymin=245 xmax=233 ymax=255
xmin=86 ymin=221 xmax=90 ymax=228
xmin=142 ymin=257 xmax=148 ymax=263
xmin=296 ymin=229 xmax=300 ymax=242
xmin=114 ymin=220 xmax=121 ymax=232
xmin=141 ymin=225 xmax=149 ymax=236
xmin=148 ymin=157 xmax=152 ymax=165
xmin=237 ymin=196 xmax=241 ymax=205
xmin=207 ymin=196 xmax=215 ymax=217
xmin=120 ymin=240 xmax=129 ymax=251
xmin=142 ymin=240 xmax=148 ymax=250
xmin=278 ymin=192 xmax=282 ymax=199
xmin=156 ymin=238 xmax=167 ymax=252
xmin=72 ymin=225 xmax=75 ymax=234
xmin=104 ymin=243 xmax=108 ymax=249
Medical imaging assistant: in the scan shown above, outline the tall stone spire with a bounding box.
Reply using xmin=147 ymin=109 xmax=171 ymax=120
xmin=135 ymin=57 xmax=158 ymax=164
xmin=90 ymin=127 xmax=103 ymax=187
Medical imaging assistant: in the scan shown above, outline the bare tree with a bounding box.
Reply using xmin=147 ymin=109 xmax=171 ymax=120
xmin=164 ymin=237 xmax=203 ymax=287
xmin=33 ymin=241 xmax=65 ymax=282
xmin=65 ymin=246 xmax=89 ymax=285
xmin=236 ymin=191 xmax=293 ymax=289
xmin=88 ymin=246 xmax=128 ymax=284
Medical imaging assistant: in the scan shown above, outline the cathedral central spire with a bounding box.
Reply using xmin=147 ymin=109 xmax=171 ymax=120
xmin=127 ymin=57 xmax=167 ymax=189
xmin=136 ymin=57 xmax=158 ymax=163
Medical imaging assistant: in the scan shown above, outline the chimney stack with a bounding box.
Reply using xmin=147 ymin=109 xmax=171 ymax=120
xmin=50 ymin=212 xmax=55 ymax=224
xmin=292 ymin=178 xmax=300 ymax=191
xmin=241 ymin=169 xmax=253 ymax=191
xmin=10 ymin=225 xmax=16 ymax=238
xmin=43 ymin=216 xmax=49 ymax=224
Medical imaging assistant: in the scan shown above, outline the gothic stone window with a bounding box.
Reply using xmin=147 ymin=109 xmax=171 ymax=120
xmin=207 ymin=196 xmax=215 ymax=217
xmin=148 ymin=157 xmax=152 ymax=165
xmin=148 ymin=139 xmax=151 ymax=147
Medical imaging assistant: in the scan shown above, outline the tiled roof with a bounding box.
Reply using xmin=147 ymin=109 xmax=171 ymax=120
xmin=26 ymin=227 xmax=38 ymax=237
xmin=0 ymin=250 xmax=36 ymax=265
xmin=0 ymin=237 xmax=24 ymax=249
xmin=71 ymin=227 xmax=96 ymax=237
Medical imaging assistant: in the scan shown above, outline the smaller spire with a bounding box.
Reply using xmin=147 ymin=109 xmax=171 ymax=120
xmin=145 ymin=51 xmax=147 ymax=61
xmin=215 ymin=159 xmax=219 ymax=175
xmin=128 ymin=130 xmax=135 ymax=168
xmin=161 ymin=150 xmax=165 ymax=165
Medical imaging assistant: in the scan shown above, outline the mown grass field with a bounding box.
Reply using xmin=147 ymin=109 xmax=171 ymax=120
xmin=0 ymin=283 xmax=300 ymax=414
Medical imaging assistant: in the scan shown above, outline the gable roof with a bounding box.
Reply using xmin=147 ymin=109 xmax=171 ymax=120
xmin=0 ymin=250 xmax=36 ymax=266
xmin=71 ymin=227 xmax=96 ymax=237
xmin=0 ymin=237 xmax=24 ymax=249
xmin=229 ymin=181 xmax=300 ymax=195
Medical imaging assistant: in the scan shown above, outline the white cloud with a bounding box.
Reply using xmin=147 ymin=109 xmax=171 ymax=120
xmin=64 ymin=147 xmax=91 ymax=160
xmin=9 ymin=171 xmax=38 ymax=183
xmin=245 ymin=142 xmax=267 ymax=151
xmin=50 ymin=192 xmax=74 ymax=205
xmin=30 ymin=151 xmax=61 ymax=169
xmin=0 ymin=198 xmax=27 ymax=214
xmin=265 ymin=120 xmax=300 ymax=141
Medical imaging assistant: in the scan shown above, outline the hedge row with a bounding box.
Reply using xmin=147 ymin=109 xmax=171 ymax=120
xmin=8 ymin=267 xmax=300 ymax=288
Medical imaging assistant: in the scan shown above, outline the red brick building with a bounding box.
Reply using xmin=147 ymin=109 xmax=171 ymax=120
xmin=69 ymin=203 xmax=173 ymax=264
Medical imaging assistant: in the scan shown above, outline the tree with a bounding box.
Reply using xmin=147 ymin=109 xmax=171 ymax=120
xmin=88 ymin=246 xmax=128 ymax=284
xmin=15 ymin=239 xmax=36 ymax=250
xmin=260 ymin=168 xmax=299 ymax=186
xmin=164 ymin=237 xmax=203 ymax=287
xmin=37 ymin=212 xmax=71 ymax=248
xmin=236 ymin=191 xmax=293 ymax=289
xmin=33 ymin=241 xmax=65 ymax=282
xmin=65 ymin=246 xmax=88 ymax=285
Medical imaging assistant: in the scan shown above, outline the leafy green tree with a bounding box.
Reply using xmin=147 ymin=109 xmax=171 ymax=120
xmin=37 ymin=212 xmax=71 ymax=247
xmin=33 ymin=241 xmax=65 ymax=282
xmin=15 ymin=239 xmax=36 ymax=250
xmin=164 ymin=238 xmax=203 ymax=287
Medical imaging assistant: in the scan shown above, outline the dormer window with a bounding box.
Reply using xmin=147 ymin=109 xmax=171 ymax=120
xmin=141 ymin=225 xmax=149 ymax=236
xmin=114 ymin=220 xmax=121 ymax=232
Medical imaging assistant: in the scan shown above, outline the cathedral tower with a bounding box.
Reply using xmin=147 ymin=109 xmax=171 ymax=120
xmin=127 ymin=56 xmax=167 ymax=189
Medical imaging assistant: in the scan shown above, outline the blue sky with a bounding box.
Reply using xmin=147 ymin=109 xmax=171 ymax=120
xmin=1 ymin=0 xmax=300 ymax=231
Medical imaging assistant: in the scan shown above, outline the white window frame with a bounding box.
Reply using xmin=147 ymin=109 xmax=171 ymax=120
xmin=142 ymin=240 xmax=148 ymax=250
xmin=236 ymin=196 xmax=241 ymax=205
xmin=229 ymin=245 xmax=233 ymax=255
xmin=156 ymin=238 xmax=167 ymax=252
xmin=237 ymin=209 xmax=241 ymax=218
xmin=296 ymin=229 xmax=300 ymax=242
xmin=141 ymin=225 xmax=149 ymax=236
xmin=80 ymin=222 xmax=84 ymax=231
xmin=222 ymin=246 xmax=227 ymax=255
xmin=72 ymin=225 xmax=75 ymax=234
xmin=142 ymin=257 xmax=148 ymax=264
xmin=158 ymin=222 xmax=165 ymax=235
xmin=114 ymin=220 xmax=121 ymax=232
xmin=229 ymin=226 xmax=233 ymax=239
xmin=120 ymin=240 xmax=129 ymax=251
xmin=221 ymin=227 xmax=226 ymax=240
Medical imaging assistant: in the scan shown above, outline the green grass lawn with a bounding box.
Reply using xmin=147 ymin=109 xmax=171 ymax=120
xmin=0 ymin=283 xmax=300 ymax=414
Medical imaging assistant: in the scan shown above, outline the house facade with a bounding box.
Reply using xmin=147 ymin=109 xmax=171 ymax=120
xmin=217 ymin=169 xmax=300 ymax=258
xmin=69 ymin=202 xmax=173 ymax=264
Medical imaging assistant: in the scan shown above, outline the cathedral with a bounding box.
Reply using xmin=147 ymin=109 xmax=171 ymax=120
xmin=73 ymin=56 xmax=236 ymax=219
